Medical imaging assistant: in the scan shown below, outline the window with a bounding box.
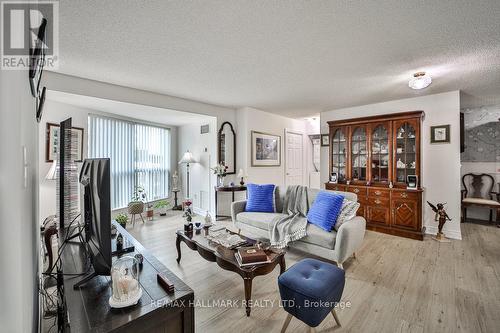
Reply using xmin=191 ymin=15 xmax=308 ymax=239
xmin=88 ymin=114 xmax=170 ymax=209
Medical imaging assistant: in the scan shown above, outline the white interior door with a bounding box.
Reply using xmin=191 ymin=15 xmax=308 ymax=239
xmin=285 ymin=131 xmax=304 ymax=186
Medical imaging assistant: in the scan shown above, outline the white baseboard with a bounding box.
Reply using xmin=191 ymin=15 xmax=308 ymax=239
xmin=424 ymin=225 xmax=462 ymax=240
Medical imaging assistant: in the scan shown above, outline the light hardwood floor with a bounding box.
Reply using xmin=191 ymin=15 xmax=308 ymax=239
xmin=128 ymin=212 xmax=500 ymax=333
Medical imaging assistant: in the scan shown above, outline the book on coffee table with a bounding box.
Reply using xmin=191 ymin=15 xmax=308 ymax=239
xmin=235 ymin=247 xmax=271 ymax=267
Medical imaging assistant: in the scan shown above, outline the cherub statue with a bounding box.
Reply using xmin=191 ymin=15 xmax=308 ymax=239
xmin=427 ymin=201 xmax=452 ymax=240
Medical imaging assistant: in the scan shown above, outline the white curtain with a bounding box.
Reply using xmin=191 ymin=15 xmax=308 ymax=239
xmin=88 ymin=115 xmax=170 ymax=209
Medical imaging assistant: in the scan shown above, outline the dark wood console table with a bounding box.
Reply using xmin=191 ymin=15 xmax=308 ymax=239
xmin=57 ymin=222 xmax=194 ymax=332
xmin=215 ymin=185 xmax=247 ymax=219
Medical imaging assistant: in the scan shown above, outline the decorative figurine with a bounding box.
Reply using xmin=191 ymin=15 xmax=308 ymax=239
xmin=134 ymin=253 xmax=144 ymax=266
xmin=109 ymin=256 xmax=142 ymax=308
xmin=116 ymin=233 xmax=124 ymax=250
xmin=204 ymin=211 xmax=212 ymax=227
xmin=183 ymin=201 xmax=193 ymax=232
xmin=397 ymin=158 xmax=405 ymax=169
xmin=172 ymin=171 xmax=179 ymax=191
xmin=427 ymin=201 xmax=452 ymax=242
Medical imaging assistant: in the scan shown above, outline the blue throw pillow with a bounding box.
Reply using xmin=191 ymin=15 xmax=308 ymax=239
xmin=245 ymin=183 xmax=275 ymax=213
xmin=307 ymin=191 xmax=345 ymax=232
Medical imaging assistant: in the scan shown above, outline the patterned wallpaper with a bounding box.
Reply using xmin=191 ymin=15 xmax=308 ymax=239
xmin=461 ymin=104 xmax=500 ymax=162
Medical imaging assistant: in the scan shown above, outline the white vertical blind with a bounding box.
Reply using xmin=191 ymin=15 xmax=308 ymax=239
xmin=88 ymin=115 xmax=170 ymax=209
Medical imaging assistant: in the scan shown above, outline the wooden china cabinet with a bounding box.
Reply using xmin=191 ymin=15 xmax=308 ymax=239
xmin=326 ymin=111 xmax=424 ymax=240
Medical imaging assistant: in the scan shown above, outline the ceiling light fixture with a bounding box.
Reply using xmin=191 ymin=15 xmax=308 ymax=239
xmin=408 ymin=72 xmax=432 ymax=90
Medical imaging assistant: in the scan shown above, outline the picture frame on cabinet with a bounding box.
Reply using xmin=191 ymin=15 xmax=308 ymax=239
xmin=407 ymin=175 xmax=418 ymax=190
xmin=330 ymin=172 xmax=338 ymax=184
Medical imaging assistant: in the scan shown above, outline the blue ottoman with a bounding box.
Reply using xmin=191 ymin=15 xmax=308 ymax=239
xmin=278 ymin=258 xmax=344 ymax=331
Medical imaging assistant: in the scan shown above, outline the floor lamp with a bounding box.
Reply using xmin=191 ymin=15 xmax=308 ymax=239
xmin=179 ymin=150 xmax=197 ymax=200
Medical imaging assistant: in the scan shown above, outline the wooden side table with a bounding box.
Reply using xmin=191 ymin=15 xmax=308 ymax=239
xmin=215 ymin=185 xmax=247 ymax=220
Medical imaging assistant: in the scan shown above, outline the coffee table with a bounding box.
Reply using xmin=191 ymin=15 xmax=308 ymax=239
xmin=176 ymin=228 xmax=286 ymax=316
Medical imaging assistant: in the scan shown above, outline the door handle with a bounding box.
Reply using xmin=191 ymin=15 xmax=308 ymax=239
xmin=374 ymin=199 xmax=382 ymax=205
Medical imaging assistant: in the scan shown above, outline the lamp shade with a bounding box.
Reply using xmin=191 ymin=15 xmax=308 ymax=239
xmin=237 ymin=168 xmax=245 ymax=178
xmin=179 ymin=150 xmax=197 ymax=164
xmin=45 ymin=160 xmax=58 ymax=180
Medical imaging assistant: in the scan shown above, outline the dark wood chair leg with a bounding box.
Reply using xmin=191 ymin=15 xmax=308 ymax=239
xmin=462 ymin=206 xmax=467 ymax=223
xmin=497 ymin=208 xmax=500 ymax=227
xmin=489 ymin=209 xmax=493 ymax=223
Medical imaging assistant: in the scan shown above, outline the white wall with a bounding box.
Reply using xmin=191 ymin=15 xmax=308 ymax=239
xmin=321 ymin=91 xmax=462 ymax=239
xmin=177 ymin=118 xmax=217 ymax=216
xmin=38 ymin=99 xmax=180 ymax=221
xmin=0 ymin=71 xmax=39 ymax=331
xmin=42 ymin=72 xmax=238 ymax=217
xmin=236 ymin=107 xmax=311 ymax=188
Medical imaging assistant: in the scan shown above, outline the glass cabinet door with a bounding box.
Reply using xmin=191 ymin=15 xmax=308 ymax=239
xmin=371 ymin=124 xmax=390 ymax=183
xmin=331 ymin=127 xmax=347 ymax=182
xmin=351 ymin=126 xmax=367 ymax=182
xmin=395 ymin=122 xmax=417 ymax=184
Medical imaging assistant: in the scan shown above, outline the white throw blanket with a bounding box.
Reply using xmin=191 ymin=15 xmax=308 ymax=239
xmin=270 ymin=185 xmax=309 ymax=248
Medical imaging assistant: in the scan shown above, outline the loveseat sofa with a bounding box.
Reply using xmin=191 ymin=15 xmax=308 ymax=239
xmin=231 ymin=186 xmax=366 ymax=268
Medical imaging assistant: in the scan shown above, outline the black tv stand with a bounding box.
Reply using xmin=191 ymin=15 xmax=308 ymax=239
xmin=73 ymin=272 xmax=100 ymax=289
xmin=57 ymin=222 xmax=194 ymax=332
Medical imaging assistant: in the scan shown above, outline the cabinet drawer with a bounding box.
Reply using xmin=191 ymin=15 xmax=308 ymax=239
xmin=346 ymin=186 xmax=367 ymax=197
xmin=392 ymin=190 xmax=420 ymax=200
xmin=368 ymin=196 xmax=390 ymax=207
xmin=368 ymin=188 xmax=390 ymax=198
xmin=325 ymin=184 xmax=347 ymax=192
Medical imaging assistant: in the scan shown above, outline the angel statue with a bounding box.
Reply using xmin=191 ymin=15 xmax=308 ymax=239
xmin=427 ymin=201 xmax=452 ymax=241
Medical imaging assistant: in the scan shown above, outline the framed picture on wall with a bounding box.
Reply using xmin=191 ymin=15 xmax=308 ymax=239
xmin=321 ymin=134 xmax=330 ymax=146
xmin=251 ymin=131 xmax=281 ymax=167
xmin=430 ymin=124 xmax=450 ymax=144
xmin=46 ymin=123 xmax=84 ymax=162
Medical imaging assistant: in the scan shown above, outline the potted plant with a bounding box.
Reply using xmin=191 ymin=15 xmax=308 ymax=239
xmin=115 ymin=213 xmax=128 ymax=229
xmin=154 ymin=199 xmax=171 ymax=216
xmin=128 ymin=186 xmax=146 ymax=216
xmin=146 ymin=199 xmax=154 ymax=221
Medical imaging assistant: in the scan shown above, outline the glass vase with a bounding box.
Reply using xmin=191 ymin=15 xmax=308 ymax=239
xmin=217 ymin=176 xmax=225 ymax=187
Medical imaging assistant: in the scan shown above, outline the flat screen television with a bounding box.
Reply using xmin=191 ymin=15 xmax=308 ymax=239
xmin=29 ymin=18 xmax=47 ymax=97
xmin=74 ymin=158 xmax=111 ymax=288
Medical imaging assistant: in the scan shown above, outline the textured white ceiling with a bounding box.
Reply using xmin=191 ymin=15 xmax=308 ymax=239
xmin=55 ymin=0 xmax=500 ymax=117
